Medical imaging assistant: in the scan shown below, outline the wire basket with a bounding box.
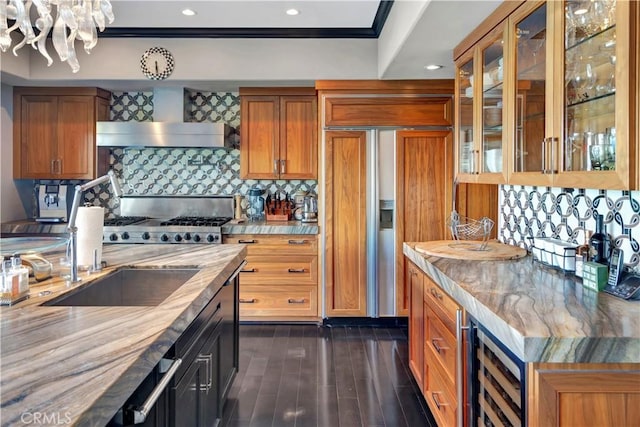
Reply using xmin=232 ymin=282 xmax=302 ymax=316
xmin=447 ymin=211 xmax=494 ymax=251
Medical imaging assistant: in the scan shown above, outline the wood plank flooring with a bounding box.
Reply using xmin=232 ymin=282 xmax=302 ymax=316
xmin=221 ymin=324 xmax=437 ymax=427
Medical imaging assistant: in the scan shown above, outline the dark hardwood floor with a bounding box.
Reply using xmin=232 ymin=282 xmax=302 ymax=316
xmin=220 ymin=324 xmax=437 ymax=427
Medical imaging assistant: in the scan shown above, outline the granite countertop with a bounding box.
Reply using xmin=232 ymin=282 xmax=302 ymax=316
xmin=222 ymin=219 xmax=319 ymax=235
xmin=0 ymin=243 xmax=247 ymax=426
xmin=1 ymin=219 xmax=319 ymax=236
xmin=404 ymin=242 xmax=640 ymax=364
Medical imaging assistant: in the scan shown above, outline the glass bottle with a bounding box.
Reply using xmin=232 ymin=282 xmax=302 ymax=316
xmin=589 ymin=214 xmax=610 ymax=264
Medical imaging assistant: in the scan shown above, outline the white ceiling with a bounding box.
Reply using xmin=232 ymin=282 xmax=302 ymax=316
xmin=1 ymin=0 xmax=503 ymax=89
xmin=109 ymin=0 xmax=382 ymax=28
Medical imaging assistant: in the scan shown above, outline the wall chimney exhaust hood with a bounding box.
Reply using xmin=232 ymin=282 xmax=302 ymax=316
xmin=96 ymin=121 xmax=236 ymax=148
xmin=96 ymin=87 xmax=237 ymax=148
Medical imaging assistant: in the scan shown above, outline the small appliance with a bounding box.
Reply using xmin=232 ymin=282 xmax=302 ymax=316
xmin=302 ymin=194 xmax=318 ymax=223
xmin=247 ymin=186 xmax=266 ymax=221
xmin=36 ymin=184 xmax=69 ymax=222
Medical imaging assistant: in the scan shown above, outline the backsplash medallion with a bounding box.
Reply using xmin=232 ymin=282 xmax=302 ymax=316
xmin=499 ymin=185 xmax=640 ymax=268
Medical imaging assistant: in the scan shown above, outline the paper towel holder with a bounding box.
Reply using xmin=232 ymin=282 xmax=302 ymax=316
xmin=67 ymin=170 xmax=122 ymax=283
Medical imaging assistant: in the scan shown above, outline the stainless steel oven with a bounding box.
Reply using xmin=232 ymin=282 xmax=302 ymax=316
xmin=103 ymin=196 xmax=234 ymax=244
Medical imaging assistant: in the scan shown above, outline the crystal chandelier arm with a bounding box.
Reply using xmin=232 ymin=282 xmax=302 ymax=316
xmin=10 ymin=0 xmax=35 ymax=56
xmin=32 ymin=0 xmax=54 ymax=66
xmin=0 ymin=2 xmax=11 ymax=52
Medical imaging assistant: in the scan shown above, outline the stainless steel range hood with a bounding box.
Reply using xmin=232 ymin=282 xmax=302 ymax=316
xmin=96 ymin=121 xmax=236 ymax=148
xmin=96 ymin=87 xmax=237 ymax=148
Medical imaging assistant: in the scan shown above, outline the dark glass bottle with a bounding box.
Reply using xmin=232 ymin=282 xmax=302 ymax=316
xmin=589 ymin=214 xmax=610 ymax=264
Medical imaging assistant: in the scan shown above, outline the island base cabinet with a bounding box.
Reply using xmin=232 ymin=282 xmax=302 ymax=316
xmin=528 ymin=363 xmax=640 ymax=427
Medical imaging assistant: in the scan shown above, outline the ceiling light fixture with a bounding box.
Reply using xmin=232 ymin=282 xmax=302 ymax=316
xmin=0 ymin=0 xmax=115 ymax=73
xmin=182 ymin=8 xmax=197 ymax=16
xmin=286 ymin=8 xmax=300 ymax=16
xmin=425 ymin=65 xmax=443 ymax=71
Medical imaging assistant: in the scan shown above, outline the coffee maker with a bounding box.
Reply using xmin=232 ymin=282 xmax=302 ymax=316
xmin=247 ymin=186 xmax=266 ymax=221
xmin=36 ymin=184 xmax=69 ymax=222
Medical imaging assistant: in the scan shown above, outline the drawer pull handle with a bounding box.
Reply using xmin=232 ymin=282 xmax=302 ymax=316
xmin=288 ymin=239 xmax=309 ymax=245
xmin=430 ymin=288 xmax=443 ymax=300
xmin=287 ymin=298 xmax=306 ymax=304
xmin=241 ymin=268 xmax=256 ymax=273
xmin=240 ymin=298 xmax=256 ymax=304
xmin=288 ymin=268 xmax=307 ymax=273
xmin=431 ymin=392 xmax=447 ymax=410
xmin=238 ymin=239 xmax=257 ymax=244
xmin=431 ymin=338 xmax=448 ymax=354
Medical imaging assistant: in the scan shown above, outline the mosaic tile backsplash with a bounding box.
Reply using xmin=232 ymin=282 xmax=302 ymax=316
xmin=499 ymin=185 xmax=640 ymax=268
xmin=73 ymin=90 xmax=316 ymax=216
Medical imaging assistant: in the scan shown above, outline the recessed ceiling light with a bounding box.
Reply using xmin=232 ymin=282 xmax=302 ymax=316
xmin=286 ymin=8 xmax=300 ymax=16
xmin=182 ymin=8 xmax=197 ymax=16
xmin=424 ymin=65 xmax=443 ymax=71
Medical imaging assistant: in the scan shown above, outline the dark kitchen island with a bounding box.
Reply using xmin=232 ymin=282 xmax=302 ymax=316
xmin=0 ymin=243 xmax=246 ymax=426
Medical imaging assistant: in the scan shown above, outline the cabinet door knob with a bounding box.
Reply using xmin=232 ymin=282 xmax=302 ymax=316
xmin=238 ymin=239 xmax=257 ymax=244
xmin=431 ymin=338 xmax=448 ymax=354
xmin=241 ymin=268 xmax=256 ymax=273
xmin=239 ymin=298 xmax=256 ymax=304
xmin=274 ymin=159 xmax=279 ymax=175
xmin=287 ymin=298 xmax=306 ymax=304
xmin=430 ymin=288 xmax=443 ymax=300
xmin=280 ymin=159 xmax=286 ymax=174
xmin=287 ymin=268 xmax=306 ymax=273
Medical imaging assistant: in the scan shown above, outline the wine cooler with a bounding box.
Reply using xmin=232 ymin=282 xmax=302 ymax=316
xmin=467 ymin=318 xmax=526 ymax=426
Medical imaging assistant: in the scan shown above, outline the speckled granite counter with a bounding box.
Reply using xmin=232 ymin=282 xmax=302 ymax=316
xmin=222 ymin=219 xmax=318 ymax=235
xmin=0 ymin=244 xmax=247 ymax=426
xmin=404 ymin=242 xmax=640 ymax=364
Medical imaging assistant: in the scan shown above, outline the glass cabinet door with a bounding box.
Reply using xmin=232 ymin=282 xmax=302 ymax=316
xmin=564 ymin=0 xmax=617 ymax=173
xmin=514 ymin=3 xmax=547 ymax=174
xmin=457 ymin=59 xmax=475 ymax=175
xmin=481 ymin=33 xmax=504 ymax=174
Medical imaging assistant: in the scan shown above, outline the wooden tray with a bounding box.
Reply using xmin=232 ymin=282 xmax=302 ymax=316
xmin=415 ymin=240 xmax=527 ymax=261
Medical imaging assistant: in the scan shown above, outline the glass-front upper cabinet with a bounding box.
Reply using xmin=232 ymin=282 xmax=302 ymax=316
xmin=456 ymin=57 xmax=475 ymax=176
xmin=509 ymin=2 xmax=551 ymax=185
xmin=454 ymin=23 xmax=508 ymax=184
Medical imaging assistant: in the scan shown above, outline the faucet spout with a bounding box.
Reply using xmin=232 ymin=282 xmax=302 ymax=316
xmin=68 ymin=170 xmax=122 ymax=283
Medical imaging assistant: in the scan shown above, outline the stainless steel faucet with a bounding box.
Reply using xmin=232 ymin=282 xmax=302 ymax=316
xmin=67 ymin=170 xmax=122 ymax=283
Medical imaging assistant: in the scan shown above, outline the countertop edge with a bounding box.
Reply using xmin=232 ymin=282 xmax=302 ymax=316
xmin=403 ymin=242 xmax=640 ymax=364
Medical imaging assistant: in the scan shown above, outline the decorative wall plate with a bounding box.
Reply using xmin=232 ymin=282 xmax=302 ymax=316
xmin=140 ymin=47 xmax=174 ymax=80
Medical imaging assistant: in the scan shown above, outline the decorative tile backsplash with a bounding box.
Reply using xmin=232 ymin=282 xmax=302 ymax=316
xmin=499 ymin=185 xmax=640 ymax=268
xmin=80 ymin=90 xmax=317 ymax=216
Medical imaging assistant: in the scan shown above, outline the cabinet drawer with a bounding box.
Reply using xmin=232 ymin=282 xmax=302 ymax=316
xmin=425 ymin=305 xmax=457 ymax=384
xmin=424 ymin=275 xmax=460 ymax=333
xmin=240 ymin=255 xmax=317 ymax=285
xmin=223 ymin=234 xmax=317 ymax=255
xmin=424 ymin=348 xmax=457 ymax=427
xmin=239 ymin=285 xmax=317 ymax=317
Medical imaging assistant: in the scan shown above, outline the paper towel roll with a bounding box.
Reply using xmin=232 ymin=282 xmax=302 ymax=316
xmin=76 ymin=206 xmax=104 ymax=267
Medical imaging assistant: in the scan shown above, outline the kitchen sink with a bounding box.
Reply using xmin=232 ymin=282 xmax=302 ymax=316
xmin=43 ymin=268 xmax=199 ymax=307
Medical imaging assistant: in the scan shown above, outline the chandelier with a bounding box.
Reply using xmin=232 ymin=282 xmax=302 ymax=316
xmin=0 ymin=0 xmax=114 ymax=73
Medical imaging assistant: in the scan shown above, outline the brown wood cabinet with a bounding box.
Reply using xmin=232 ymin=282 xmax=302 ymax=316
xmin=408 ymin=261 xmax=425 ymax=391
xmin=528 ymin=363 xmax=640 ymax=427
xmin=395 ymin=130 xmax=454 ymax=316
xmin=239 ymin=88 xmax=317 ymax=180
xmin=406 ymin=257 xmax=464 ymax=427
xmin=324 ymin=130 xmax=368 ymax=316
xmin=13 ymin=87 xmax=111 ymax=179
xmin=223 ymin=234 xmax=319 ymax=320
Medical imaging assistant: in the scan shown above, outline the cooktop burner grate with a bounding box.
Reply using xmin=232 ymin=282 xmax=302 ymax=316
xmin=104 ymin=216 xmax=149 ymax=226
xmin=159 ymin=216 xmax=232 ymax=227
